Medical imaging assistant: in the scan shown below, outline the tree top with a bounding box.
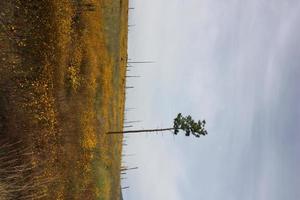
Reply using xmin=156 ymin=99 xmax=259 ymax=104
xmin=173 ymin=113 xmax=208 ymax=138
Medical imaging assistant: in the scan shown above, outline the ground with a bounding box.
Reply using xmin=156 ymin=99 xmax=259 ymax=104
xmin=0 ymin=0 xmax=128 ymax=199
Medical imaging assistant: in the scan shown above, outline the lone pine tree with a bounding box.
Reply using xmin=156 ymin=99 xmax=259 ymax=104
xmin=107 ymin=113 xmax=208 ymax=138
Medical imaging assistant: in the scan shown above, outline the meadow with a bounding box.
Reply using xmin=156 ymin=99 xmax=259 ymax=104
xmin=0 ymin=0 xmax=128 ymax=199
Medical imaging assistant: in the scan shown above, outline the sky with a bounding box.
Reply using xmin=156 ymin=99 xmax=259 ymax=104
xmin=122 ymin=0 xmax=300 ymax=199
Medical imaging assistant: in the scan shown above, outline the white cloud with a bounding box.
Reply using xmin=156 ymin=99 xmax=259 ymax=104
xmin=124 ymin=0 xmax=300 ymax=199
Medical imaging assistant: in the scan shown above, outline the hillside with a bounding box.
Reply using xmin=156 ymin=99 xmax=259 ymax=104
xmin=0 ymin=0 xmax=128 ymax=199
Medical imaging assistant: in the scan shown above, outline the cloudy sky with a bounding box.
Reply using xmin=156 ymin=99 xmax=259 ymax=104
xmin=122 ymin=0 xmax=300 ymax=199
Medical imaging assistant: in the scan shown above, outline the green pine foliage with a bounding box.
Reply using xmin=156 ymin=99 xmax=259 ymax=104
xmin=173 ymin=113 xmax=207 ymax=137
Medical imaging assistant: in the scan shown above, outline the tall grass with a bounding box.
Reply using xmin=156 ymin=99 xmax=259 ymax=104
xmin=0 ymin=140 xmax=54 ymax=200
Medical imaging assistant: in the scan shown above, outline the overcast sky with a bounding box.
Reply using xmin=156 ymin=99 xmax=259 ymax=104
xmin=122 ymin=1 xmax=300 ymax=199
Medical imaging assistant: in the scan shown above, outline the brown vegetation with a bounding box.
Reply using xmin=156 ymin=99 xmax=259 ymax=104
xmin=0 ymin=141 xmax=54 ymax=200
xmin=0 ymin=0 xmax=128 ymax=199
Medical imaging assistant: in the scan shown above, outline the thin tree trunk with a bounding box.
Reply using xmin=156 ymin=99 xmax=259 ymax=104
xmin=120 ymin=167 xmax=138 ymax=171
xmin=107 ymin=128 xmax=175 ymax=135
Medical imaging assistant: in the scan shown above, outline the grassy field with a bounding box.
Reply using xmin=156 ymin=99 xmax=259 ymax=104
xmin=0 ymin=0 xmax=128 ymax=199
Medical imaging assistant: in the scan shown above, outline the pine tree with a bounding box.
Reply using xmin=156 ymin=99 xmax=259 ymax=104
xmin=107 ymin=113 xmax=208 ymax=138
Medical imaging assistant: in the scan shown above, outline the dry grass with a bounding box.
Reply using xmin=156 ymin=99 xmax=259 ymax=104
xmin=0 ymin=0 xmax=128 ymax=199
xmin=0 ymin=141 xmax=55 ymax=200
